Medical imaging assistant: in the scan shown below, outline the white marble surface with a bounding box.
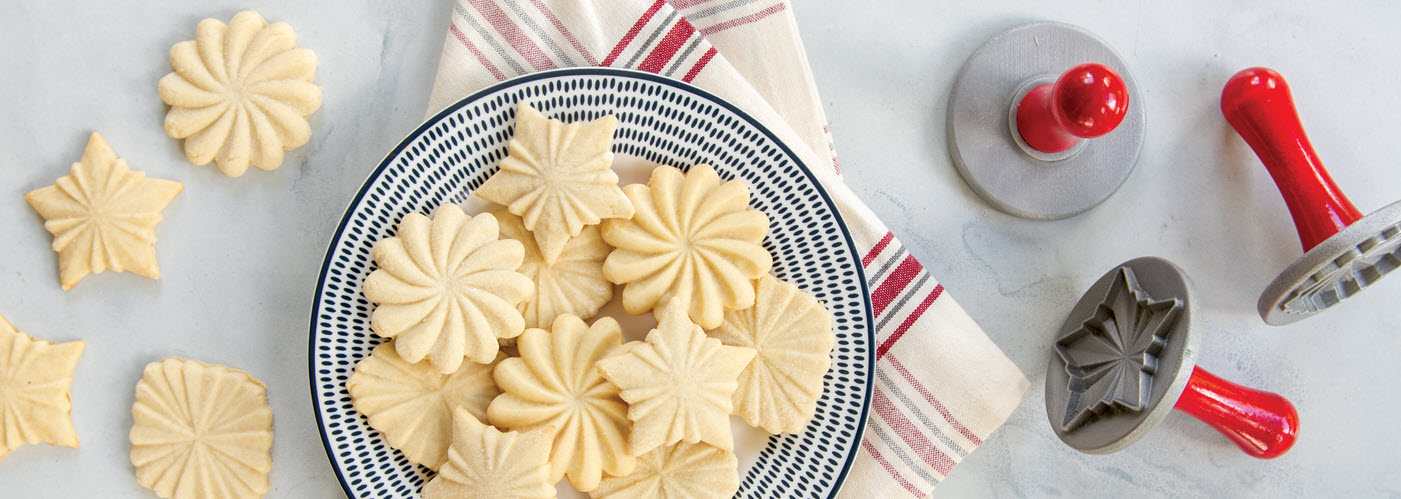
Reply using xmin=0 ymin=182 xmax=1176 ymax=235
xmin=0 ymin=1 xmax=1396 ymax=497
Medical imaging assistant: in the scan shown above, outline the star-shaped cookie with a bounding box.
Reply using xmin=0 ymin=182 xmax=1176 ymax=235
xmin=422 ymin=406 xmax=556 ymax=499
xmin=0 ymin=314 xmax=85 ymax=460
xmin=26 ymin=132 xmax=183 ymax=290
xmin=596 ymin=298 xmax=755 ymax=455
xmin=475 ymin=102 xmax=633 ymax=264
xmin=592 ymin=442 xmax=739 ymax=499
xmin=488 ymin=314 xmax=634 ymax=491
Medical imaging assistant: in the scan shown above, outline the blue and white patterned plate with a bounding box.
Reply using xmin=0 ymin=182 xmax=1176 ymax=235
xmin=309 ymin=68 xmax=874 ymax=499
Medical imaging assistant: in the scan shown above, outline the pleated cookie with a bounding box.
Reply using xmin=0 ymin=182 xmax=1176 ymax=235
xmin=492 ymin=209 xmax=613 ymax=330
xmin=347 ymin=342 xmax=501 ymax=470
xmin=476 ymin=102 xmax=633 ymax=264
xmin=710 ymin=274 xmax=834 ymax=434
xmin=159 ymin=10 xmax=322 ymax=176
xmin=488 ymin=314 xmax=633 ymax=491
xmin=129 ymin=358 xmax=274 ymax=499
xmin=601 ymin=164 xmax=773 ymax=329
xmin=363 ymin=205 xmax=533 ymax=374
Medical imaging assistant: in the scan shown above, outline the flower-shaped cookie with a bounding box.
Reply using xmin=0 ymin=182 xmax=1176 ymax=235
xmin=476 ymin=103 xmax=633 ymax=263
xmin=488 ymin=315 xmax=634 ymax=491
xmin=592 ymin=442 xmax=740 ymax=499
xmin=596 ymin=298 xmax=755 ymax=455
xmin=710 ymin=274 xmax=834 ymax=433
xmin=347 ymin=342 xmax=501 ymax=470
xmin=363 ymin=205 xmax=533 ymax=374
xmin=130 ymin=358 xmax=274 ymax=499
xmin=602 ymin=164 xmax=773 ymax=329
xmin=0 ymin=314 xmax=84 ymax=460
xmin=25 ymin=132 xmax=183 ymax=290
xmin=493 ymin=209 xmax=613 ymax=329
xmin=159 ymin=10 xmax=322 ymax=177
xmin=422 ymin=406 xmax=556 ymax=499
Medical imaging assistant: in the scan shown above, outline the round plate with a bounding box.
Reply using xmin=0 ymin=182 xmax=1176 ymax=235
xmin=1260 ymin=199 xmax=1401 ymax=325
xmin=308 ymin=68 xmax=875 ymax=499
xmin=1045 ymin=257 xmax=1200 ymax=454
xmin=947 ymin=21 xmax=1146 ymax=220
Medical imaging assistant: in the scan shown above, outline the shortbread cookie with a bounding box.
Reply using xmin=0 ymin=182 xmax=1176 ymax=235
xmin=0 ymin=314 xmax=84 ymax=460
xmin=710 ymin=275 xmax=834 ymax=434
xmin=592 ymin=441 xmax=739 ymax=499
xmin=422 ymin=406 xmax=555 ymax=499
xmin=493 ymin=209 xmax=613 ymax=329
xmin=347 ymin=342 xmax=501 ymax=470
xmin=363 ymin=205 xmax=533 ymax=374
xmin=476 ymin=102 xmax=633 ymax=264
xmin=488 ymin=315 xmax=633 ymax=491
xmin=25 ymin=132 xmax=183 ymax=290
xmin=596 ymin=298 xmax=755 ymax=455
xmin=130 ymin=358 xmax=273 ymax=499
xmin=159 ymin=10 xmax=322 ymax=177
xmin=602 ymin=164 xmax=773 ymax=329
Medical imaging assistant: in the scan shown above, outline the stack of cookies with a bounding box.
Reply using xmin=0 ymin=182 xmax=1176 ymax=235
xmin=348 ymin=103 xmax=836 ymax=498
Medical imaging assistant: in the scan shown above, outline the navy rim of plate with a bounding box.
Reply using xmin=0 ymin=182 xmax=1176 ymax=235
xmin=307 ymin=66 xmax=876 ymax=498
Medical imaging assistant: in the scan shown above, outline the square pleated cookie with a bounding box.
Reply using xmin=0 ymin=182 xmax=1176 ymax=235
xmin=710 ymin=274 xmax=834 ymax=434
xmin=347 ymin=342 xmax=502 ymax=470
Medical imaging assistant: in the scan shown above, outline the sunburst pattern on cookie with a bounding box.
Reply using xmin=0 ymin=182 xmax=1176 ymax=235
xmin=602 ymin=164 xmax=773 ymax=329
xmin=0 ymin=314 xmax=84 ymax=460
xmin=596 ymin=298 xmax=755 ymax=455
xmin=347 ymin=342 xmax=501 ymax=470
xmin=488 ymin=314 xmax=633 ymax=491
xmin=475 ymin=102 xmax=633 ymax=264
xmin=363 ymin=205 xmax=533 ymax=374
xmin=710 ymin=274 xmax=834 ymax=434
xmin=129 ymin=358 xmax=274 ymax=499
xmin=159 ymin=10 xmax=322 ymax=177
xmin=492 ymin=209 xmax=613 ymax=329
xmin=422 ymin=406 xmax=555 ymax=499
xmin=25 ymin=132 xmax=183 ymax=290
xmin=591 ymin=441 xmax=740 ymax=499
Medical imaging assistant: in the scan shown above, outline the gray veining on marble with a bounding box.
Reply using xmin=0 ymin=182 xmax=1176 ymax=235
xmin=0 ymin=0 xmax=1396 ymax=497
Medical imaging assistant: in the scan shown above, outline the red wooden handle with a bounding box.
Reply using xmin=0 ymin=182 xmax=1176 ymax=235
xmin=1017 ymin=63 xmax=1130 ymax=153
xmin=1221 ymin=67 xmax=1364 ymax=251
xmin=1173 ymin=366 xmax=1299 ymax=459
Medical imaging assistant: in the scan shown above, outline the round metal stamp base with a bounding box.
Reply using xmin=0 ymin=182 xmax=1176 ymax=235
xmin=947 ymin=21 xmax=1145 ymax=220
xmin=1045 ymin=257 xmax=1201 ymax=454
xmin=1260 ymin=199 xmax=1401 ymax=326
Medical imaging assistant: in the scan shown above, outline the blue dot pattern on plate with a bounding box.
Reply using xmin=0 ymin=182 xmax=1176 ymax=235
xmin=309 ymin=68 xmax=874 ymax=499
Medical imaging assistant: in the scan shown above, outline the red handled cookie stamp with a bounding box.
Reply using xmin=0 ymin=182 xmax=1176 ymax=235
xmin=1045 ymin=257 xmax=1299 ymax=458
xmin=1223 ymin=67 xmax=1401 ymax=326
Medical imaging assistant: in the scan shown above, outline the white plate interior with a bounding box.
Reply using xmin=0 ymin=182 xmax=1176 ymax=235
xmin=309 ymin=69 xmax=874 ymax=499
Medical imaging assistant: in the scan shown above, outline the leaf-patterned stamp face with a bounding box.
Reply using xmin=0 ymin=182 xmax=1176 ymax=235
xmin=1054 ymin=267 xmax=1181 ymax=432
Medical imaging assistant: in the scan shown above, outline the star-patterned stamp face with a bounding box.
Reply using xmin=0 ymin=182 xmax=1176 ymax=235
xmin=1054 ymin=267 xmax=1181 ymax=432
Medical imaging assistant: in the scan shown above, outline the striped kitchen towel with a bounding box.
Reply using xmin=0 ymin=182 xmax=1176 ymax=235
xmin=426 ymin=1 xmax=1030 ymax=496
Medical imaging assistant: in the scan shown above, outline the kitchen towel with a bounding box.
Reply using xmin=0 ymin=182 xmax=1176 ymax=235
xmin=426 ymin=1 xmax=1030 ymax=496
